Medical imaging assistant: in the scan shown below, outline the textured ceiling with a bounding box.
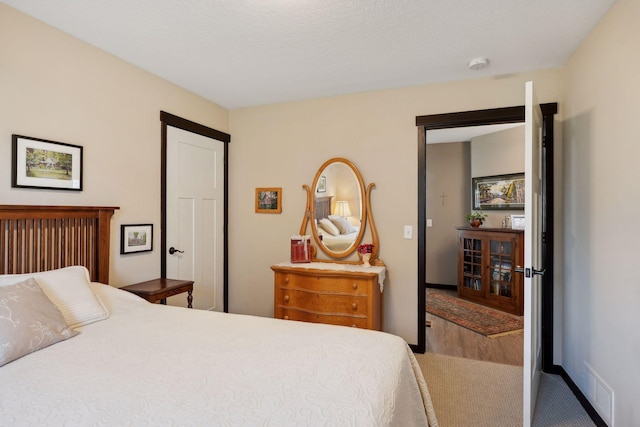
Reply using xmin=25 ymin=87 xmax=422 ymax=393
xmin=2 ymin=0 xmax=616 ymax=109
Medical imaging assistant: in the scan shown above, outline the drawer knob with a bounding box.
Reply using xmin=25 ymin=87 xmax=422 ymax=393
xmin=284 ymin=295 xmax=290 ymax=302
xmin=352 ymin=283 xmax=358 ymax=290
xmin=284 ymin=277 xmax=290 ymax=283
xmin=351 ymin=303 xmax=357 ymax=310
xmin=284 ymin=315 xmax=289 ymax=320
xmin=351 ymin=324 xmax=357 ymax=328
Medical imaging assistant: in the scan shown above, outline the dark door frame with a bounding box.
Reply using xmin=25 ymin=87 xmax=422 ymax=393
xmin=414 ymin=103 xmax=557 ymax=374
xmin=159 ymin=111 xmax=231 ymax=312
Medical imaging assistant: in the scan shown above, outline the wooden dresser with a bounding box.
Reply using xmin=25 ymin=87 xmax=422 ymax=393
xmin=271 ymin=262 xmax=385 ymax=330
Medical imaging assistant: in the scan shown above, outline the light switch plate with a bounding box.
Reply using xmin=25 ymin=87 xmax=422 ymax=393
xmin=403 ymin=225 xmax=413 ymax=239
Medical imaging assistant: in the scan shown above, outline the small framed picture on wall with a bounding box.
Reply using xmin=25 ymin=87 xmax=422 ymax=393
xmin=255 ymin=187 xmax=282 ymax=214
xmin=121 ymin=224 xmax=153 ymax=254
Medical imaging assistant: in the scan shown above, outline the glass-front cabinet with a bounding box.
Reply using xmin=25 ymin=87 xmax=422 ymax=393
xmin=457 ymin=227 xmax=524 ymax=315
xmin=461 ymin=236 xmax=483 ymax=291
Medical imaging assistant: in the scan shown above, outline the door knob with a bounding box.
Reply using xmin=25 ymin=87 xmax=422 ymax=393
xmin=169 ymin=247 xmax=184 ymax=255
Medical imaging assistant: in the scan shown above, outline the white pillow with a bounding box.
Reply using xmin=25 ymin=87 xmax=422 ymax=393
xmin=328 ymin=215 xmax=357 ymax=234
xmin=0 ymin=266 xmax=109 ymax=328
xmin=0 ymin=277 xmax=78 ymax=366
xmin=319 ymin=218 xmax=340 ymax=236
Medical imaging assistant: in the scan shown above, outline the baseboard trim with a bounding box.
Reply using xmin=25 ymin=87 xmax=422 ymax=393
xmin=425 ymin=282 xmax=457 ymax=291
xmin=549 ymin=364 xmax=608 ymax=427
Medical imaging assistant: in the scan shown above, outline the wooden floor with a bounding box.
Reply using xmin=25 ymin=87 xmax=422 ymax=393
xmin=425 ymin=288 xmax=523 ymax=366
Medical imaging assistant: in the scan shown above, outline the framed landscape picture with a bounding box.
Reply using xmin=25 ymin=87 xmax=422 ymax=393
xmin=255 ymin=187 xmax=282 ymax=213
xmin=472 ymin=173 xmax=525 ymax=210
xmin=12 ymin=135 xmax=83 ymax=191
xmin=120 ymin=224 xmax=153 ymax=254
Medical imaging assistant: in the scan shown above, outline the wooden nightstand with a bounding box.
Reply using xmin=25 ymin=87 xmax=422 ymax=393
xmin=121 ymin=278 xmax=194 ymax=308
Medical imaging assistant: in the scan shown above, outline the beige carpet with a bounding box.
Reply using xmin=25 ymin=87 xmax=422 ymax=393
xmin=415 ymin=352 xmax=596 ymax=427
xmin=415 ymin=352 xmax=523 ymax=427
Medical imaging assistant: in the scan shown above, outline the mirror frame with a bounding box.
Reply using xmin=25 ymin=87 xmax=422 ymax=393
xmin=299 ymin=157 xmax=380 ymax=263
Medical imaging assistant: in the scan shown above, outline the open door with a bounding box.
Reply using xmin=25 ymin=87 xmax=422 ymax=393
xmin=522 ymin=81 xmax=544 ymax=425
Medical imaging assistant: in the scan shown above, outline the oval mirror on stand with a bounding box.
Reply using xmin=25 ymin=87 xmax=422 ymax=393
xmin=299 ymin=157 xmax=381 ymax=264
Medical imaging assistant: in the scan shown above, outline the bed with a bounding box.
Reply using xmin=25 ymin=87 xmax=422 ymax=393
xmin=0 ymin=205 xmax=438 ymax=426
xmin=314 ymin=197 xmax=361 ymax=252
xmin=316 ymin=224 xmax=360 ymax=252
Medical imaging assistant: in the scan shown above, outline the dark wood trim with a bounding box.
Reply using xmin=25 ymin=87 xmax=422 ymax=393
xmin=160 ymin=111 xmax=230 ymax=313
xmin=541 ymin=103 xmax=558 ymax=116
xmin=223 ymin=133 xmax=229 ymax=312
xmin=541 ymin=104 xmax=557 ymax=371
xmin=549 ymin=365 xmax=608 ymax=427
xmin=416 ymin=103 xmax=557 ymax=356
xmin=416 ymin=106 xmax=524 ymax=128
xmin=416 ymin=127 xmax=427 ymax=354
xmin=160 ymin=121 xmax=168 ymax=278
xmin=160 ymin=111 xmax=230 ymax=142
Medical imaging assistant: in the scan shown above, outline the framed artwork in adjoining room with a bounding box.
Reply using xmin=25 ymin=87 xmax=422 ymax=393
xmin=472 ymin=173 xmax=525 ymax=210
xmin=121 ymin=224 xmax=153 ymax=254
xmin=11 ymin=134 xmax=83 ymax=191
xmin=255 ymin=187 xmax=282 ymax=213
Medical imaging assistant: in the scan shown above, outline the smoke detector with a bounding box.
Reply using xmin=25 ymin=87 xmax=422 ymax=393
xmin=468 ymin=57 xmax=489 ymax=70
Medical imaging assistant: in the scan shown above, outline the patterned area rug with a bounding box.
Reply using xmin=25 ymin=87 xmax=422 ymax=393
xmin=426 ymin=291 xmax=523 ymax=337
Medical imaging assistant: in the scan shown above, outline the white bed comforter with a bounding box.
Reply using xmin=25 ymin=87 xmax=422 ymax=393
xmin=320 ymin=231 xmax=359 ymax=252
xmin=1 ymin=284 xmax=437 ymax=426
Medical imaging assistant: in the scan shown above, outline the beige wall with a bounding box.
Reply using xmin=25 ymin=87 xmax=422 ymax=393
xmin=471 ymin=125 xmax=525 ymax=228
xmin=228 ymin=70 xmax=563 ymax=343
xmin=425 ymin=142 xmax=470 ymax=286
xmin=562 ymin=0 xmax=640 ymax=424
xmin=0 ymin=4 xmax=229 ymax=288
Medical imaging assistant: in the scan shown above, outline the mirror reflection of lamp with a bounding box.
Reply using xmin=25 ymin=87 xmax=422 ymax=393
xmin=334 ymin=200 xmax=352 ymax=218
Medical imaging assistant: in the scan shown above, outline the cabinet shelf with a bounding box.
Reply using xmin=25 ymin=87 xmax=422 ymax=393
xmin=457 ymin=227 xmax=524 ymax=315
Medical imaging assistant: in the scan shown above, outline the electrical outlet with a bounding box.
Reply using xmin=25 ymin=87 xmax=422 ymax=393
xmin=427 ymin=219 xmax=433 ymax=227
xmin=403 ymin=225 xmax=413 ymax=239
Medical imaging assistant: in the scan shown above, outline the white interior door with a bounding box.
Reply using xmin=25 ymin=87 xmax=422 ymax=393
xmin=522 ymin=81 xmax=544 ymax=426
xmin=166 ymin=126 xmax=224 ymax=311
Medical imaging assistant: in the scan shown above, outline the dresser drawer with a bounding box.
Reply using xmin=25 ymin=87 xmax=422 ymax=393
xmin=276 ymin=271 xmax=372 ymax=295
xmin=276 ymin=288 xmax=369 ymax=315
xmin=280 ymin=308 xmax=369 ymax=328
xmin=272 ymin=264 xmax=383 ymax=331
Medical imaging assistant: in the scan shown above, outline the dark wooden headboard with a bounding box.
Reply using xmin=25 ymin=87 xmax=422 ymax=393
xmin=314 ymin=196 xmax=332 ymax=221
xmin=0 ymin=205 xmax=118 ymax=284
